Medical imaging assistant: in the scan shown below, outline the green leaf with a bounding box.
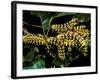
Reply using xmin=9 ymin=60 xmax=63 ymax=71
xmin=42 ymin=17 xmax=52 ymax=31
xmin=52 ymin=58 xmax=63 ymax=68
xmin=32 ymin=59 xmax=45 ymax=69
xmin=31 ymin=11 xmax=41 ymax=18
xmin=31 ymin=11 xmax=76 ymax=31
xmin=23 ymin=59 xmax=45 ymax=69
xmin=31 ymin=11 xmax=52 ymax=31
xmin=74 ymin=13 xmax=90 ymax=22
xmin=24 ymin=47 xmax=39 ymax=62
xmin=34 ymin=47 xmax=39 ymax=53
xmin=52 ymin=12 xmax=76 ymax=19
xmin=39 ymin=12 xmax=52 ymax=31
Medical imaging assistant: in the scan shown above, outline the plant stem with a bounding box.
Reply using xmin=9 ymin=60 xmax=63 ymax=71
xmin=46 ymin=17 xmax=53 ymax=36
xmin=23 ymin=21 xmax=42 ymax=28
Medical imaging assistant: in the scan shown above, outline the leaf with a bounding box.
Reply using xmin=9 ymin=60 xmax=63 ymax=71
xmin=32 ymin=59 xmax=45 ymax=69
xmin=31 ymin=11 xmax=51 ymax=31
xmin=74 ymin=13 xmax=90 ymax=22
xmin=30 ymin=11 xmax=41 ymax=18
xmin=24 ymin=47 xmax=39 ymax=62
xmin=42 ymin=17 xmax=52 ymax=31
xmin=39 ymin=12 xmax=52 ymax=31
xmin=31 ymin=11 xmax=77 ymax=31
xmin=52 ymin=12 xmax=76 ymax=19
xmin=34 ymin=47 xmax=39 ymax=53
xmin=52 ymin=58 xmax=63 ymax=68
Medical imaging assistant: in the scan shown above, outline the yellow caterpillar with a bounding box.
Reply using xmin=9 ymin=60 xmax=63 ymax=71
xmin=23 ymin=17 xmax=90 ymax=61
xmin=23 ymin=33 xmax=46 ymax=45
xmin=57 ymin=45 xmax=65 ymax=61
xmin=51 ymin=18 xmax=79 ymax=33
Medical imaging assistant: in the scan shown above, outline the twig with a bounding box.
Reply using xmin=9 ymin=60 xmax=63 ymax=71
xmin=23 ymin=21 xmax=47 ymax=38
xmin=23 ymin=28 xmax=30 ymax=34
xmin=70 ymin=54 xmax=80 ymax=61
xmin=23 ymin=21 xmax=42 ymax=28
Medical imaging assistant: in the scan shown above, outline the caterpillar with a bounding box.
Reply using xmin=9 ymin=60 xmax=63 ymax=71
xmin=51 ymin=18 xmax=80 ymax=33
xmin=23 ymin=33 xmax=46 ymax=45
xmin=57 ymin=45 xmax=65 ymax=61
xmin=23 ymin=17 xmax=90 ymax=61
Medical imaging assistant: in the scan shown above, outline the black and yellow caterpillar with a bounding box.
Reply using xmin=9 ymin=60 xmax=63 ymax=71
xmin=23 ymin=33 xmax=46 ymax=45
xmin=51 ymin=18 xmax=79 ymax=33
xmin=23 ymin=17 xmax=90 ymax=61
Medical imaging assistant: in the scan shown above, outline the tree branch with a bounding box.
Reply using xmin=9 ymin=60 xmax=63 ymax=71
xmin=23 ymin=21 xmax=42 ymax=28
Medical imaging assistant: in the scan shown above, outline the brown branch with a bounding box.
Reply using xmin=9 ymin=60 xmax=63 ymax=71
xmin=23 ymin=28 xmax=30 ymax=34
xmin=23 ymin=21 xmax=42 ymax=28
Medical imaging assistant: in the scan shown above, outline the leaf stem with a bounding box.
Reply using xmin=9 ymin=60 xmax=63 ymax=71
xmin=46 ymin=17 xmax=53 ymax=36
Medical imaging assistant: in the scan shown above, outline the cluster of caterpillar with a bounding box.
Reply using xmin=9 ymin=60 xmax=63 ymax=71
xmin=23 ymin=18 xmax=90 ymax=61
xmin=46 ymin=30 xmax=90 ymax=60
xmin=51 ymin=18 xmax=79 ymax=33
